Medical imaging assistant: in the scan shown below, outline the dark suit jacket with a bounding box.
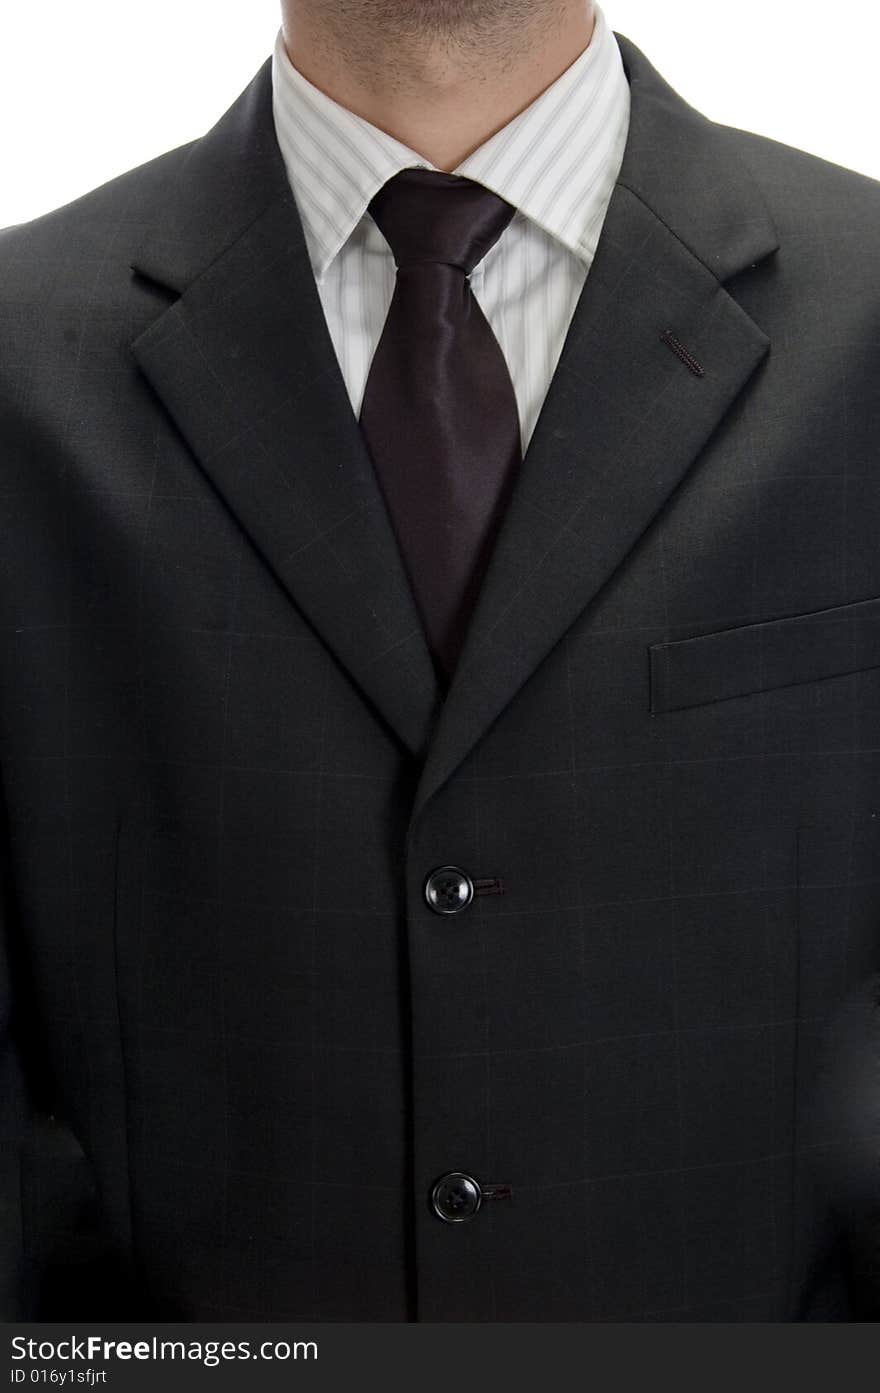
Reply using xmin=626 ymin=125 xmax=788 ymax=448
xmin=2 ymin=31 xmax=880 ymax=1322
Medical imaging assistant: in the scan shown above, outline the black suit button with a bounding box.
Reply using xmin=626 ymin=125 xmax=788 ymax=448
xmin=424 ymin=865 xmax=474 ymax=915
xmin=430 ymin=1171 xmax=482 ymax=1223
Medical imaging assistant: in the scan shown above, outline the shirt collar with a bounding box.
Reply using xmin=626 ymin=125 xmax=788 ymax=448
xmin=271 ymin=2 xmax=630 ymax=283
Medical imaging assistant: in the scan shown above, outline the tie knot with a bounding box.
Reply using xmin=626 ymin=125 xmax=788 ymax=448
xmin=367 ymin=168 xmax=517 ymax=276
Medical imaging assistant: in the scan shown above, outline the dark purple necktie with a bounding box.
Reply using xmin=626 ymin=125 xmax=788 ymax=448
xmin=359 ymin=168 xmax=523 ymax=688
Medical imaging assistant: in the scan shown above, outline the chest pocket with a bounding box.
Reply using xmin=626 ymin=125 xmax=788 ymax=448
xmin=649 ymin=594 xmax=880 ymax=714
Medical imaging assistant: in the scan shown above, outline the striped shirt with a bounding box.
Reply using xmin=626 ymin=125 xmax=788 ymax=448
xmin=270 ymin=3 xmax=631 ymax=454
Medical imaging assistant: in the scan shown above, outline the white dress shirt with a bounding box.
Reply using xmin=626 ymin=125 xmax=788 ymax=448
xmin=270 ymin=3 xmax=630 ymax=455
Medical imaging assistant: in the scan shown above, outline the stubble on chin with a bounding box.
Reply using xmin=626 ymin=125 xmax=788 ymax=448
xmin=316 ymin=0 xmax=562 ymax=45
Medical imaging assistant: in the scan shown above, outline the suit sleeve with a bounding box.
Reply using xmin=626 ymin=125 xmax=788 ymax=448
xmin=822 ymin=979 xmax=880 ymax=1319
xmin=0 ymin=788 xmax=27 ymax=1319
xmin=0 ymin=772 xmax=141 ymax=1320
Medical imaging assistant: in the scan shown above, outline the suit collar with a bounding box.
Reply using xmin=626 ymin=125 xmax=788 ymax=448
xmin=129 ymin=31 xmax=779 ymax=819
xmin=130 ymin=31 xmax=778 ymax=297
xmin=130 ymin=54 xmax=281 ymax=296
xmin=130 ymin=56 xmax=447 ymax=765
xmin=613 ymin=32 xmax=779 ymax=279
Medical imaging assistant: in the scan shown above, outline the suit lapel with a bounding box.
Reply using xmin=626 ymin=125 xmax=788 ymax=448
xmin=129 ymin=60 xmax=444 ymax=764
xmin=128 ymin=36 xmax=779 ymax=812
xmin=409 ymin=32 xmax=780 ymax=821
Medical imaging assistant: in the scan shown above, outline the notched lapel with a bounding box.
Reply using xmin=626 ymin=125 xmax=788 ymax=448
xmin=128 ymin=64 xmax=443 ymax=764
xmin=127 ymin=38 xmax=781 ymax=818
xmin=409 ymin=33 xmax=781 ymax=820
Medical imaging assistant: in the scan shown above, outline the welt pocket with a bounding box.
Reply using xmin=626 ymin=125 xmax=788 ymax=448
xmin=649 ymin=594 xmax=880 ymax=714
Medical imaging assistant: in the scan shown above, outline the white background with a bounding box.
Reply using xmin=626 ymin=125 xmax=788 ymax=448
xmin=1 ymin=0 xmax=877 ymax=228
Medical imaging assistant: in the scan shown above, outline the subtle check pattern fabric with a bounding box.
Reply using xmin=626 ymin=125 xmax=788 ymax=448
xmin=1 ymin=27 xmax=880 ymax=1324
xmin=359 ymin=169 xmax=523 ymax=685
xmin=270 ymin=2 xmax=631 ymax=453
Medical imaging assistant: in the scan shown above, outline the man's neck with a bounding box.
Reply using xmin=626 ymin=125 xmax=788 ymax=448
xmin=280 ymin=1 xmax=597 ymax=172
